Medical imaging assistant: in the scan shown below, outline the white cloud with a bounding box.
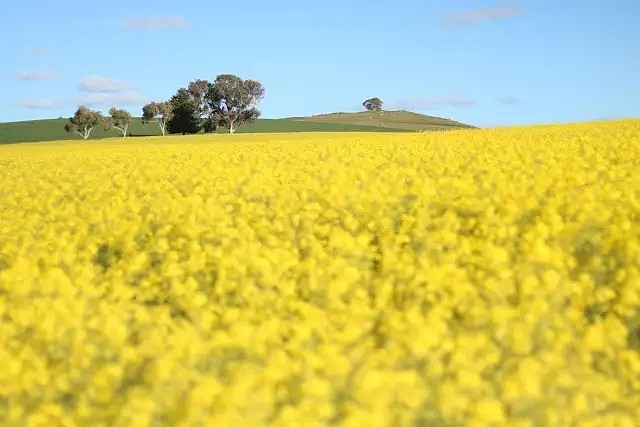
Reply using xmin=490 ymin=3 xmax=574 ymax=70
xmin=444 ymin=4 xmax=521 ymax=26
xmin=77 ymin=76 xmax=134 ymax=93
xmin=78 ymin=91 xmax=148 ymax=107
xmin=13 ymin=98 xmax=61 ymax=110
xmin=122 ymin=17 xmax=188 ymax=30
xmin=28 ymin=48 xmax=54 ymax=56
xmin=15 ymin=70 xmax=59 ymax=80
xmin=386 ymin=97 xmax=476 ymax=110
xmin=499 ymin=96 xmax=520 ymax=105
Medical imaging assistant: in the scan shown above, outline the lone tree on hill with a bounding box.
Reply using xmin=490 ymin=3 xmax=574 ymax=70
xmin=64 ymin=106 xmax=104 ymax=140
xmin=168 ymin=88 xmax=200 ymax=135
xmin=363 ymin=97 xmax=383 ymax=111
xmin=105 ymin=107 xmax=132 ymax=137
xmin=206 ymin=74 xmax=264 ymax=134
xmin=142 ymin=101 xmax=174 ymax=136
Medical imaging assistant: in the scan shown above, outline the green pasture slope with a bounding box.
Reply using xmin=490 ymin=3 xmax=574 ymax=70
xmin=0 ymin=111 xmax=475 ymax=144
xmin=290 ymin=110 xmax=476 ymax=131
xmin=0 ymin=118 xmax=403 ymax=144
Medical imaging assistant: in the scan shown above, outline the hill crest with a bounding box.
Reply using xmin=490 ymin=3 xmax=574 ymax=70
xmin=288 ymin=110 xmax=476 ymax=131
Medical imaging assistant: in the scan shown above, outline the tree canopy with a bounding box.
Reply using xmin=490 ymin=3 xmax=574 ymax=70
xmin=64 ymin=106 xmax=104 ymax=140
xmin=168 ymin=88 xmax=200 ymax=135
xmin=188 ymin=79 xmax=213 ymax=120
xmin=202 ymin=116 xmax=219 ymax=134
xmin=142 ymin=102 xmax=174 ymax=136
xmin=64 ymin=74 xmax=264 ymax=138
xmin=206 ymin=74 xmax=265 ymax=134
xmin=160 ymin=75 xmax=265 ymax=135
xmin=105 ymin=107 xmax=132 ymax=137
xmin=363 ymin=97 xmax=383 ymax=111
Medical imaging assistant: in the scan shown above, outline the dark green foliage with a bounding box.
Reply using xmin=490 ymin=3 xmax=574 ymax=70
xmin=168 ymin=88 xmax=201 ymax=135
xmin=629 ymin=324 xmax=640 ymax=350
xmin=202 ymin=116 xmax=220 ymax=134
xmin=363 ymin=97 xmax=383 ymax=111
xmin=93 ymin=242 xmax=123 ymax=271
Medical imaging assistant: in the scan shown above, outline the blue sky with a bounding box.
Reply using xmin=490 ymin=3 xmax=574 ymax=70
xmin=1 ymin=0 xmax=638 ymax=127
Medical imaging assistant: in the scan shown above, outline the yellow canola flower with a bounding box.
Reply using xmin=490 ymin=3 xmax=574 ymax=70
xmin=0 ymin=120 xmax=639 ymax=425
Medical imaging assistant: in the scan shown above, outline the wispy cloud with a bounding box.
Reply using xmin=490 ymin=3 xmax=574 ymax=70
xmin=77 ymin=76 xmax=134 ymax=93
xmin=28 ymin=48 xmax=54 ymax=56
xmin=15 ymin=70 xmax=59 ymax=80
xmin=444 ymin=4 xmax=521 ymax=26
xmin=499 ymin=96 xmax=520 ymax=105
xmin=13 ymin=98 xmax=62 ymax=110
xmin=387 ymin=97 xmax=476 ymax=110
xmin=79 ymin=91 xmax=148 ymax=107
xmin=122 ymin=16 xmax=188 ymax=30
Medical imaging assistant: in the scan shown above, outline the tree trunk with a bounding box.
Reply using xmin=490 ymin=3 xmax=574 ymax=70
xmin=229 ymin=122 xmax=236 ymax=134
xmin=156 ymin=118 xmax=166 ymax=136
xmin=114 ymin=125 xmax=127 ymax=137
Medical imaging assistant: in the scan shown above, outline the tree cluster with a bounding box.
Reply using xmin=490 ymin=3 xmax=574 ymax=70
xmin=144 ymin=74 xmax=265 ymax=135
xmin=64 ymin=106 xmax=132 ymax=139
xmin=64 ymin=73 xmax=265 ymax=139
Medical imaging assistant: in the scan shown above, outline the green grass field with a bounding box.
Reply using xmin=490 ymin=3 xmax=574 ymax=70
xmin=0 ymin=111 xmax=475 ymax=144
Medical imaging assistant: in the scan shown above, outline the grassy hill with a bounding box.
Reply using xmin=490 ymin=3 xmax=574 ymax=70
xmin=290 ymin=110 xmax=476 ymax=131
xmin=0 ymin=111 xmax=475 ymax=144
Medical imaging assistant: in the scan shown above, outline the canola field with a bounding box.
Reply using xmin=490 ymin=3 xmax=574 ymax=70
xmin=1 ymin=120 xmax=639 ymax=426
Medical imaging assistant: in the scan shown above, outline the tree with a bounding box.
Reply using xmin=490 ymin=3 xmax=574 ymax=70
xmin=105 ymin=107 xmax=132 ymax=137
xmin=202 ymin=116 xmax=219 ymax=133
xmin=142 ymin=102 xmax=173 ymax=136
xmin=188 ymin=79 xmax=212 ymax=119
xmin=167 ymin=88 xmax=200 ymax=135
xmin=64 ymin=106 xmax=104 ymax=140
xmin=206 ymin=74 xmax=264 ymax=134
xmin=363 ymin=97 xmax=383 ymax=111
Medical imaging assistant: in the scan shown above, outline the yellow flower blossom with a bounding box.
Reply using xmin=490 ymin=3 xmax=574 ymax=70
xmin=0 ymin=120 xmax=639 ymax=425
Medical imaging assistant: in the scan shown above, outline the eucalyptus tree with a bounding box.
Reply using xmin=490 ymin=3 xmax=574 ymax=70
xmin=142 ymin=101 xmax=174 ymax=136
xmin=64 ymin=106 xmax=104 ymax=139
xmin=363 ymin=97 xmax=383 ymax=111
xmin=105 ymin=107 xmax=132 ymax=137
xmin=206 ymin=74 xmax=264 ymax=134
